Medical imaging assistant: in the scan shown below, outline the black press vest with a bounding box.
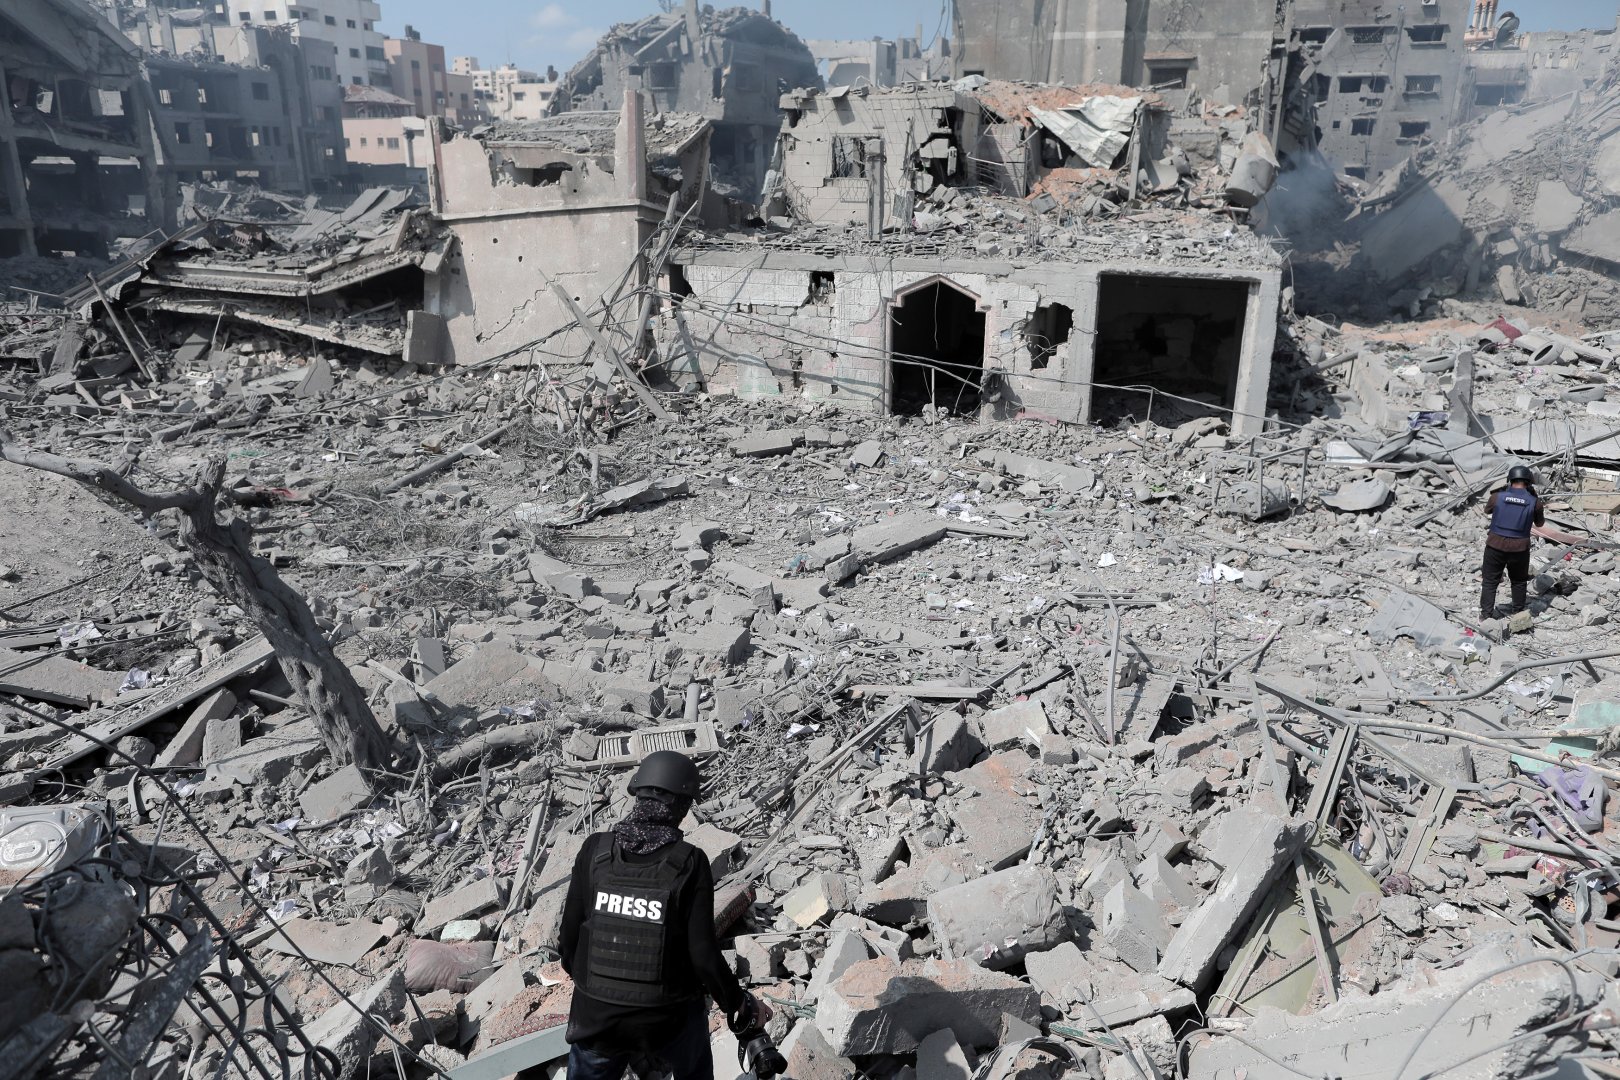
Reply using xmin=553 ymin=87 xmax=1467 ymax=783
xmin=575 ymin=834 xmax=700 ymax=1008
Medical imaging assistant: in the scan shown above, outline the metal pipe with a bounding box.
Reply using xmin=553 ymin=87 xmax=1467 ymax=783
xmin=1397 ymin=649 xmax=1620 ymax=703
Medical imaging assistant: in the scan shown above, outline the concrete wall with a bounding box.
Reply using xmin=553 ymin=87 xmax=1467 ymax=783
xmin=777 ymin=88 xmax=982 ymax=227
xmin=1296 ymin=0 xmax=1470 ymax=180
xmin=953 ymin=0 xmax=1276 ymax=101
xmin=426 ymin=96 xmax=685 ymax=369
xmin=662 ymin=251 xmax=1281 ymax=434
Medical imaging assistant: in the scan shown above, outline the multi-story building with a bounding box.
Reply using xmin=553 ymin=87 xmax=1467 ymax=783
xmin=1464 ymin=15 xmax=1619 ymax=121
xmin=0 ymin=0 xmax=167 ymax=256
xmin=226 ymin=0 xmax=387 ymax=88
xmin=341 ymin=83 xmax=426 ymax=184
xmin=119 ymin=2 xmax=346 ymax=192
xmin=807 ymin=33 xmax=953 ymax=88
xmin=951 ymin=0 xmax=1278 ymax=97
xmin=450 ymin=57 xmax=553 ymax=122
xmin=1289 ymin=0 xmax=1471 ymax=181
xmin=385 ymin=25 xmax=445 ymax=118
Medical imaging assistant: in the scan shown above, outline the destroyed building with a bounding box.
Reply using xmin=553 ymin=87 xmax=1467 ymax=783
xmin=807 ymin=33 xmax=953 ymax=90
xmin=426 ymin=93 xmax=712 ymax=369
xmin=950 ymin=0 xmax=1280 ymax=100
xmin=5 ymin=4 xmax=1620 ymax=1080
xmin=1464 ymin=19 xmax=1620 ymax=118
xmin=550 ymin=1 xmax=821 ymax=200
xmin=0 ymin=0 xmax=168 ymax=258
xmin=656 ymin=81 xmax=1282 ymax=432
xmin=1289 ymin=0 xmax=1471 ymax=182
xmin=116 ymin=1 xmax=349 ymax=195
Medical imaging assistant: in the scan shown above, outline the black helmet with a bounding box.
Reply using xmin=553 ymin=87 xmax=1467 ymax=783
xmin=627 ymin=750 xmax=702 ymax=799
xmin=1507 ymin=465 xmax=1535 ymax=485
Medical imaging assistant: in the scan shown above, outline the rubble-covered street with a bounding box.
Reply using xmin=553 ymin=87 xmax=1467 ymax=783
xmin=2 ymin=2 xmax=1620 ymax=1079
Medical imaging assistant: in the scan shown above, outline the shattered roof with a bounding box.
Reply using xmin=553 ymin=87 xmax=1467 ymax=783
xmin=344 ymin=83 xmax=416 ymax=108
xmin=473 ymin=110 xmax=712 ymax=158
xmin=969 ymin=79 xmax=1163 ymax=126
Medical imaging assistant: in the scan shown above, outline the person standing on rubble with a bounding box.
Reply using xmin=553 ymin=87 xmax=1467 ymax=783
xmin=559 ymin=750 xmax=771 ymax=1080
xmin=1480 ymin=464 xmax=1544 ymax=622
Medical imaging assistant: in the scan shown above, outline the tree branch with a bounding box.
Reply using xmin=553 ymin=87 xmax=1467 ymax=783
xmin=0 ymin=430 xmax=201 ymax=513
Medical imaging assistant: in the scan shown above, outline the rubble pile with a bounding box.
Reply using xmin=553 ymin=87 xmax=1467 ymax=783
xmin=1 ymin=282 xmax=1619 ymax=1077
xmin=1297 ymin=57 xmax=1620 ymax=328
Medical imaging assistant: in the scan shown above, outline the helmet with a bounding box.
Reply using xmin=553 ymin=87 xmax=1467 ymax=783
xmin=1507 ymin=465 xmax=1535 ymax=485
xmin=626 ymin=750 xmax=702 ymax=799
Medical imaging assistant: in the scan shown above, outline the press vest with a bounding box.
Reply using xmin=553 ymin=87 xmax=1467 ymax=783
xmin=575 ymin=834 xmax=699 ymax=1008
xmin=1490 ymin=489 xmax=1538 ymax=540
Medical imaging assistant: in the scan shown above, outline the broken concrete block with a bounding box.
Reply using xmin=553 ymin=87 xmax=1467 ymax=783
xmin=1158 ymin=808 xmax=1310 ymax=987
xmin=299 ymin=764 xmax=371 ymax=822
xmin=673 ymin=521 xmax=725 ymax=552
xmin=1188 ymin=934 xmax=1594 ymax=1078
xmin=780 ymin=1018 xmax=858 ymax=1080
xmin=730 ymin=430 xmax=798 ymax=457
xmin=420 ymin=878 xmax=503 ymax=937
xmin=805 ymin=927 xmax=873 ymax=1004
xmin=916 ymin=1028 xmax=974 ymax=1080
xmin=977 ymin=699 xmax=1050 ymax=750
xmin=781 ymin=872 xmax=851 ymax=928
xmin=302 ymin=966 xmax=407 ymax=1077
xmin=815 ymin=956 xmax=1041 ymax=1056
xmin=926 ymin=864 xmax=1069 ymax=970
xmin=948 ymin=751 xmax=1041 ymax=869
xmin=206 ymin=715 xmax=325 ymax=786
xmin=155 ymin=688 xmax=235 ymax=768
xmin=857 ymin=847 xmax=977 ymax=925
xmin=667 ymin=624 xmax=751 ymax=666
xmin=200 ymin=712 xmax=242 ymax=765
xmin=849 ymin=440 xmax=887 ymax=469
xmin=1025 ymin=940 xmax=1090 ymax=1005
xmin=685 ymin=822 xmax=743 ymax=878
xmin=994 ymin=451 xmax=1095 ymax=493
xmin=914 ymin=709 xmax=984 ymax=774
xmin=1100 ymin=881 xmax=1169 ymax=974
xmin=517 ymin=832 xmax=586 ymax=953
xmin=851 ymin=514 xmax=948 ymax=564
xmin=1136 ymin=855 xmax=1197 ymax=914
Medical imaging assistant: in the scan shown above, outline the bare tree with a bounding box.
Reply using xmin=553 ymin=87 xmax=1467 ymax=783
xmin=0 ymin=434 xmax=399 ymax=784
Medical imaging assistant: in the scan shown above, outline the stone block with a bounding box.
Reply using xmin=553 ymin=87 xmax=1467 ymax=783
xmin=299 ymin=764 xmax=371 ymax=822
xmin=201 ymin=713 xmax=242 ymax=765
xmin=856 ymin=847 xmax=977 ymax=925
xmin=781 ymin=872 xmax=851 ymax=928
xmin=1158 ymin=807 xmax=1310 ymax=987
xmin=926 ymin=864 xmax=1069 ymax=970
xmin=206 ymin=715 xmax=324 ymax=785
xmin=420 ymin=877 xmax=503 ymax=937
xmin=667 ymin=624 xmax=752 ymax=666
xmin=1100 ymin=881 xmax=1169 ymax=974
xmin=730 ymin=431 xmax=798 ymax=457
xmin=805 ymin=927 xmax=872 ymax=1004
xmin=948 ymin=751 xmax=1041 ymax=869
xmin=914 ymin=709 xmax=984 ymax=774
xmin=780 ymin=1019 xmax=858 ymax=1080
xmin=302 ymin=967 xmax=407 ymax=1077
xmin=851 ymin=514 xmax=948 ymax=564
xmin=917 ymin=1028 xmax=974 ymax=1080
xmin=815 ymin=956 xmax=1040 ymax=1056
xmin=155 ymin=688 xmax=235 ymax=768
xmin=978 ymin=699 xmax=1050 ymax=750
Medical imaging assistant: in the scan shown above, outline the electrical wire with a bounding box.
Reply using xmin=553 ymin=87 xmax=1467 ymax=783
xmin=2 ymin=696 xmax=458 ymax=1080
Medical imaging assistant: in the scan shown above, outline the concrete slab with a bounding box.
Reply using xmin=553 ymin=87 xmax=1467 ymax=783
xmin=927 ymin=864 xmax=1069 ymax=970
xmin=815 ymin=956 xmax=1040 ymax=1055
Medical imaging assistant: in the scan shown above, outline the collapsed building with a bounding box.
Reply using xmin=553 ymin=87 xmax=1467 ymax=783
xmin=0 ymin=0 xmax=169 ymax=258
xmin=656 ymin=81 xmax=1282 ymax=431
xmin=550 ymin=1 xmax=821 ymax=201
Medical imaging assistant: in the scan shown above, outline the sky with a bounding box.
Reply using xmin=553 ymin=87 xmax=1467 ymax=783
xmin=372 ymin=0 xmax=1617 ymax=76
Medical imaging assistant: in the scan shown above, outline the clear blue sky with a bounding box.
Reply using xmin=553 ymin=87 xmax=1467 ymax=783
xmin=374 ymin=0 xmax=1616 ymax=75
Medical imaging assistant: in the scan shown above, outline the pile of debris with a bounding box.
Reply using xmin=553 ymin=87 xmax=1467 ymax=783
xmin=1306 ymin=57 xmax=1620 ymax=327
xmin=1 ymin=273 xmax=1618 ymax=1077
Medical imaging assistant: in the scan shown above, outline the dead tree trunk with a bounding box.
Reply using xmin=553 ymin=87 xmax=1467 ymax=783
xmin=0 ymin=436 xmax=398 ymax=784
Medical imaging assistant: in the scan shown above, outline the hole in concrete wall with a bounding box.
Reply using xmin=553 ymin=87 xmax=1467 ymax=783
xmin=1026 ymin=303 xmax=1073 ymax=370
xmin=808 ymin=270 xmax=835 ymax=303
xmin=1092 ymin=274 xmax=1250 ymax=426
xmin=521 ymin=163 xmax=573 ymax=186
xmin=889 ymin=281 xmax=985 ymax=417
xmin=669 ymin=263 xmax=693 ymax=299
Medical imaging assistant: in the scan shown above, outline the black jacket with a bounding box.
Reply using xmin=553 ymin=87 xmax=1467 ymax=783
xmin=558 ymin=831 xmax=746 ymax=1051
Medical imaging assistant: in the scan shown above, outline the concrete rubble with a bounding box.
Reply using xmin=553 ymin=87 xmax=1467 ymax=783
xmin=0 ymin=7 xmax=1618 ymax=1080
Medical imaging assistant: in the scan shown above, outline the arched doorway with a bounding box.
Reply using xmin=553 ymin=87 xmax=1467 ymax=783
xmin=889 ymin=279 xmax=987 ymax=416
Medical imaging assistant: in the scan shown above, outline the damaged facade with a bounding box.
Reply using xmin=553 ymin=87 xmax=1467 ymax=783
xmin=550 ymin=1 xmax=821 ymax=200
xmin=0 ymin=0 xmax=168 ymax=258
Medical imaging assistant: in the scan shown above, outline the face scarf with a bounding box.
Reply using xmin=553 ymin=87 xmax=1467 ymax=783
xmin=613 ymin=793 xmax=690 ymax=855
